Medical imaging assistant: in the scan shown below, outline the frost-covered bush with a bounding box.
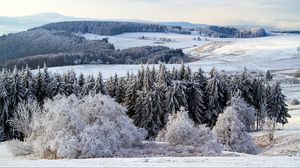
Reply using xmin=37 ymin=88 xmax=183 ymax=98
xmin=13 ymin=100 xmax=41 ymax=139
xmin=17 ymin=94 xmax=147 ymax=159
xmin=213 ymin=107 xmax=259 ymax=154
xmin=157 ymin=107 xmax=221 ymax=156
xmin=230 ymin=94 xmax=256 ymax=132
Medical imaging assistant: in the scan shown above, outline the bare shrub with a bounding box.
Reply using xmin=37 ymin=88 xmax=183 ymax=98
xmin=265 ymin=117 xmax=277 ymax=142
xmin=255 ymin=135 xmax=272 ymax=148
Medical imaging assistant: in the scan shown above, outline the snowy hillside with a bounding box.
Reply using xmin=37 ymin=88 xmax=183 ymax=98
xmin=82 ymin=32 xmax=211 ymax=50
xmin=82 ymin=33 xmax=300 ymax=73
xmin=41 ymin=33 xmax=300 ymax=81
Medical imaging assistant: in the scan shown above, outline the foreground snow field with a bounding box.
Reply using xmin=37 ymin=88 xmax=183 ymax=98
xmin=0 ymin=155 xmax=300 ymax=167
xmin=0 ymin=140 xmax=300 ymax=167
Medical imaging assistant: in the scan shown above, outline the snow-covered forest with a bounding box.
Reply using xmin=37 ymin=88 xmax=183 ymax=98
xmin=0 ymin=63 xmax=291 ymax=159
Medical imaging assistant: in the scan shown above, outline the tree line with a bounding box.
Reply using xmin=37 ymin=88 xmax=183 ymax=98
xmin=0 ymin=64 xmax=290 ymax=141
xmin=197 ymin=26 xmax=266 ymax=38
xmin=40 ymin=21 xmax=167 ymax=36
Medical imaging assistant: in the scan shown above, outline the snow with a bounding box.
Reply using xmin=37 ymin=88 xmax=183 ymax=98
xmin=1 ymin=155 xmax=300 ymax=167
xmin=39 ymin=33 xmax=300 ymax=80
xmin=0 ymin=139 xmax=300 ymax=167
xmin=82 ymin=32 xmax=211 ymax=50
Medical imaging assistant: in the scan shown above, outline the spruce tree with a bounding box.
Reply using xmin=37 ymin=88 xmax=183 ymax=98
xmin=183 ymin=66 xmax=192 ymax=81
xmin=171 ymin=67 xmax=178 ymax=80
xmin=64 ymin=70 xmax=77 ymax=96
xmin=266 ymin=70 xmax=273 ymax=81
xmin=81 ymin=75 xmax=95 ymax=96
xmin=106 ymin=74 xmax=118 ymax=98
xmin=164 ymin=81 xmax=188 ymax=116
xmin=124 ymin=76 xmax=139 ymax=117
xmin=9 ymin=66 xmax=25 ymax=112
xmin=136 ymin=65 xmax=145 ymax=90
xmin=0 ymin=70 xmax=10 ymax=137
xmin=78 ymin=73 xmax=85 ymax=88
xmin=106 ymin=76 xmax=115 ymax=97
xmin=94 ymin=72 xmax=107 ymax=95
xmin=178 ymin=64 xmax=186 ymax=80
xmin=20 ymin=65 xmax=34 ymax=101
xmin=142 ymin=66 xmax=153 ymax=91
xmin=267 ymin=82 xmax=291 ymax=126
xmin=164 ymin=86 xmax=178 ymax=115
xmin=49 ymin=74 xmax=65 ymax=98
xmin=41 ymin=63 xmax=51 ymax=98
xmin=150 ymin=66 xmax=156 ymax=83
xmin=151 ymin=84 xmax=165 ymax=125
xmin=186 ymin=81 xmax=206 ymax=124
xmin=133 ymin=90 xmax=161 ymax=137
xmin=193 ymin=67 xmax=207 ymax=92
xmin=205 ymin=68 xmax=226 ymax=127
xmin=156 ymin=64 xmax=170 ymax=86
xmin=115 ymin=77 xmax=126 ymax=103
xmin=229 ymin=68 xmax=254 ymax=106
xmin=209 ymin=66 xmax=216 ymax=78
xmin=33 ymin=66 xmax=45 ymax=105
xmin=252 ymin=77 xmax=266 ymax=130
xmin=72 ymin=80 xmax=81 ymax=97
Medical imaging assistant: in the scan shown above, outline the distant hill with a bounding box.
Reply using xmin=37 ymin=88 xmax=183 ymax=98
xmin=0 ymin=13 xmax=82 ymax=35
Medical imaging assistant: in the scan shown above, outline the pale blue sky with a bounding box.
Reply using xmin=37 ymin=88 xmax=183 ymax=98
xmin=1 ymin=0 xmax=300 ymax=29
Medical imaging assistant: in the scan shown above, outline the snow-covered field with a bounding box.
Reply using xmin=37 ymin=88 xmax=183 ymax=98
xmin=48 ymin=33 xmax=300 ymax=78
xmin=82 ymin=32 xmax=212 ymax=50
xmin=0 ymin=154 xmax=299 ymax=167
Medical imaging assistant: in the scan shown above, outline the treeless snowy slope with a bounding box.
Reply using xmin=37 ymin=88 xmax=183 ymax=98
xmin=82 ymin=32 xmax=211 ymax=50
xmin=44 ymin=33 xmax=300 ymax=79
xmin=190 ymin=34 xmax=300 ymax=71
